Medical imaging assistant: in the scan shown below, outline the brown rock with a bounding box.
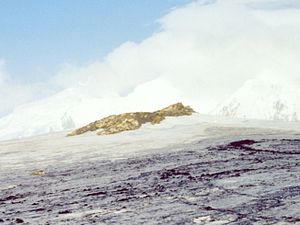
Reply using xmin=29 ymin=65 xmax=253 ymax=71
xmin=31 ymin=171 xmax=46 ymax=176
xmin=67 ymin=103 xmax=195 ymax=136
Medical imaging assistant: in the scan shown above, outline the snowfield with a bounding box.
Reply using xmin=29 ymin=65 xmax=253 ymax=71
xmin=0 ymin=113 xmax=299 ymax=171
xmin=0 ymin=114 xmax=300 ymax=224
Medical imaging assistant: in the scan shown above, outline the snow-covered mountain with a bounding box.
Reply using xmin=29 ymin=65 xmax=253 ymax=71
xmin=214 ymin=78 xmax=300 ymax=121
xmin=0 ymin=78 xmax=195 ymax=141
xmin=1 ymin=76 xmax=299 ymax=141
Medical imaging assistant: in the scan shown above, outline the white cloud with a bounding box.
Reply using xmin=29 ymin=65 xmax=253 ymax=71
xmin=0 ymin=60 xmax=32 ymax=116
xmin=51 ymin=0 xmax=300 ymax=112
xmin=0 ymin=60 xmax=54 ymax=116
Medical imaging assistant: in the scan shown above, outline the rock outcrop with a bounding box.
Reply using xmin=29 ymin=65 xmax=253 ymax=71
xmin=67 ymin=103 xmax=195 ymax=136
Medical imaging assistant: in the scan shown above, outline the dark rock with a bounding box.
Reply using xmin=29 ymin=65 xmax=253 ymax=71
xmin=15 ymin=218 xmax=24 ymax=223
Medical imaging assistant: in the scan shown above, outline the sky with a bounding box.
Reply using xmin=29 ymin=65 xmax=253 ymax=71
xmin=0 ymin=0 xmax=191 ymax=83
xmin=0 ymin=0 xmax=300 ymax=125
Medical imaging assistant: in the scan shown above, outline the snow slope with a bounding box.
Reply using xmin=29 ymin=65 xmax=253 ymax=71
xmin=1 ymin=76 xmax=300 ymax=141
xmin=0 ymin=78 xmax=197 ymax=141
xmin=1 ymin=113 xmax=299 ymax=171
xmin=213 ymin=78 xmax=300 ymax=121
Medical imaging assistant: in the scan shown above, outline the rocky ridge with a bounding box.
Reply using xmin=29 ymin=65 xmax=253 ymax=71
xmin=67 ymin=103 xmax=195 ymax=136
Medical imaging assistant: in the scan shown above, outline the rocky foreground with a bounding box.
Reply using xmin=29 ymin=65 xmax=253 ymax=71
xmin=1 ymin=135 xmax=300 ymax=224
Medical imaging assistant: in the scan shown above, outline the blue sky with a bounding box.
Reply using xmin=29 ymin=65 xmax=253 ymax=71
xmin=0 ymin=0 xmax=191 ymax=83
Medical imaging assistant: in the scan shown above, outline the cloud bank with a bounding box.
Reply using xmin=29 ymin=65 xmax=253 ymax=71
xmin=0 ymin=60 xmax=26 ymax=116
xmin=0 ymin=60 xmax=54 ymax=116
xmin=51 ymin=0 xmax=300 ymax=111
xmin=1 ymin=0 xmax=300 ymax=139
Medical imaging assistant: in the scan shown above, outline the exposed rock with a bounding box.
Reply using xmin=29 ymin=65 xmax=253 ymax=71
xmin=31 ymin=171 xmax=46 ymax=176
xmin=15 ymin=218 xmax=24 ymax=223
xmin=67 ymin=103 xmax=195 ymax=136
